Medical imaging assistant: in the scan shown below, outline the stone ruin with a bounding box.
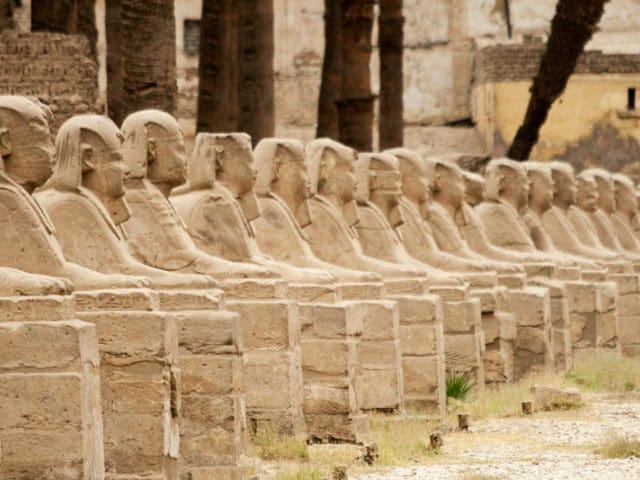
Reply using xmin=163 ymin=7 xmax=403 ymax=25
xmin=2 ymin=95 xmax=640 ymax=479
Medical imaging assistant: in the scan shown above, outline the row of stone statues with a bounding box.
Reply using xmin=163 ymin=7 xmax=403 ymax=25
xmin=2 ymin=94 xmax=640 ymax=480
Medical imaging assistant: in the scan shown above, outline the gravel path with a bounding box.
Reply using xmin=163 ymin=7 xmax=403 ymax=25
xmin=353 ymin=394 xmax=640 ymax=480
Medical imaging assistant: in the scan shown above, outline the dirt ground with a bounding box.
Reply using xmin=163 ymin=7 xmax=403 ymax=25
xmin=351 ymin=393 xmax=640 ymax=480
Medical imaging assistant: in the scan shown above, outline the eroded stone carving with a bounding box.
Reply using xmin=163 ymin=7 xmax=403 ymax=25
xmin=34 ymin=114 xmax=215 ymax=289
xmin=120 ymin=109 xmax=277 ymax=279
xmin=0 ymin=95 xmax=149 ymax=290
xmin=172 ymin=132 xmax=334 ymax=284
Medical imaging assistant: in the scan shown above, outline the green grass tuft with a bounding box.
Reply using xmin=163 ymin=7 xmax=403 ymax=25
xmin=565 ymin=352 xmax=640 ymax=392
xmin=250 ymin=426 xmax=308 ymax=461
xmin=597 ymin=434 xmax=640 ymax=459
xmin=447 ymin=372 xmax=474 ymax=401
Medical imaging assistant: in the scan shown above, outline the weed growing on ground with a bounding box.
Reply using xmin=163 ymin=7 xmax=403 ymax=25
xmin=447 ymin=372 xmax=474 ymax=401
xmin=251 ymin=426 xmax=308 ymax=461
xmin=369 ymin=414 xmax=443 ymax=465
xmin=565 ymin=352 xmax=640 ymax=392
xmin=458 ymin=472 xmax=507 ymax=480
xmin=274 ymin=465 xmax=327 ymax=480
xmin=597 ymin=434 xmax=640 ymax=459
xmin=449 ymin=370 xmax=571 ymax=420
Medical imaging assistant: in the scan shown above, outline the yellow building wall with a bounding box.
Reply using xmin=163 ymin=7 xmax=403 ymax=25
xmin=474 ymin=74 xmax=640 ymax=177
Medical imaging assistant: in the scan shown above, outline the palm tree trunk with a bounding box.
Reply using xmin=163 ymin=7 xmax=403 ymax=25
xmin=337 ymin=0 xmax=375 ymax=152
xmin=237 ymin=0 xmax=274 ymax=144
xmin=507 ymin=0 xmax=609 ymax=160
xmin=118 ymin=0 xmax=177 ymax=119
xmin=317 ymin=0 xmax=342 ymax=139
xmin=105 ymin=0 xmax=124 ymax=124
xmin=31 ymin=0 xmax=97 ymax=58
xmin=196 ymin=0 xmax=239 ymax=133
xmin=379 ymin=0 xmax=404 ymax=149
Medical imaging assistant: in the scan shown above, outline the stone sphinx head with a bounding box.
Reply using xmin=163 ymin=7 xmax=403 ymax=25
xmin=121 ymin=110 xmax=187 ymax=196
xmin=0 ymin=95 xmax=56 ymax=193
xmin=613 ymin=173 xmax=638 ymax=218
xmin=305 ymin=138 xmax=360 ymax=227
xmin=43 ymin=114 xmax=131 ymax=224
xmin=188 ymin=132 xmax=260 ymax=221
xmin=429 ymin=157 xmax=467 ymax=212
xmin=575 ymin=171 xmax=599 ymax=213
xmin=526 ymin=162 xmax=554 ymax=215
xmin=387 ymin=148 xmax=430 ymax=219
xmin=355 ymin=152 xmax=404 ymax=228
xmin=462 ymin=171 xmax=485 ymax=207
xmin=583 ymin=168 xmax=615 ymax=214
xmin=483 ymin=158 xmax=529 ymax=211
xmin=549 ymin=161 xmax=577 ymax=209
xmin=254 ymin=138 xmax=312 ymax=227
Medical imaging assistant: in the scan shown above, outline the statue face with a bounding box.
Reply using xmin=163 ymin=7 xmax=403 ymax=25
xmin=528 ymin=172 xmax=554 ymax=212
xmin=616 ymin=181 xmax=637 ymax=216
xmin=2 ymin=109 xmax=56 ymax=191
xmin=576 ymin=177 xmax=598 ymax=212
xmin=370 ymin=168 xmax=402 ymax=207
xmin=401 ymin=162 xmax=430 ymax=205
xmin=501 ymin=168 xmax=529 ymax=209
xmin=220 ymin=145 xmax=257 ymax=197
xmin=83 ymin=129 xmax=128 ymax=199
xmin=436 ymin=166 xmax=465 ymax=209
xmin=463 ymin=177 xmax=483 ymax=206
xmin=553 ymin=170 xmax=577 ymax=206
xmin=322 ymin=150 xmax=358 ymax=203
xmin=595 ymin=177 xmax=615 ymax=212
xmin=147 ymin=123 xmax=187 ymax=187
xmin=276 ymin=152 xmax=311 ymax=201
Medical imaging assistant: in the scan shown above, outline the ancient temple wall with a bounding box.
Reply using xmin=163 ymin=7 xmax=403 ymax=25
xmin=474 ymin=42 xmax=640 ymax=177
xmin=0 ymin=31 xmax=100 ymax=132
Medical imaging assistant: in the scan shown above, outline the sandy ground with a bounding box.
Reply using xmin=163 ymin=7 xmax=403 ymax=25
xmin=352 ymin=393 xmax=640 ymax=480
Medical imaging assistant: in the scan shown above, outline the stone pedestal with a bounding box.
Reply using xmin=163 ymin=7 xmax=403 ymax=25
xmin=390 ymin=294 xmax=445 ymax=415
xmin=299 ymin=303 xmax=370 ymax=443
xmin=75 ymin=289 xmax=179 ymax=480
xmin=504 ymin=287 xmax=554 ymax=381
xmin=529 ymin=279 xmax=572 ymax=372
xmin=430 ymin=286 xmax=485 ymax=390
xmin=158 ymin=290 xmax=247 ymax=480
xmin=565 ymin=281 xmax=618 ymax=358
xmin=469 ymin=286 xmax=516 ymax=384
xmin=610 ymin=274 xmax=640 ymax=356
xmin=0 ymin=308 xmax=105 ymax=480
xmin=225 ymin=300 xmax=305 ymax=436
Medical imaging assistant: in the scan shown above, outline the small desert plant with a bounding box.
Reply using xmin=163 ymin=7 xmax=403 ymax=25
xmin=369 ymin=414 xmax=441 ymax=466
xmin=447 ymin=372 xmax=474 ymax=401
xmin=251 ymin=426 xmax=308 ymax=461
xmin=565 ymin=352 xmax=640 ymax=392
xmin=597 ymin=434 xmax=640 ymax=459
xmin=275 ymin=466 xmax=326 ymax=480
xmin=458 ymin=473 xmax=507 ymax=480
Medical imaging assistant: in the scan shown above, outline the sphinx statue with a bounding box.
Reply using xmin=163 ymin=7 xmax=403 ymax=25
xmin=352 ymin=152 xmax=465 ymax=286
xmin=302 ymin=139 xmax=423 ymax=278
xmin=542 ymin=162 xmax=620 ymax=262
xmin=611 ymin=173 xmax=640 ymax=255
xmin=566 ymin=171 xmax=629 ymax=261
xmin=386 ymin=149 xmax=522 ymax=273
xmin=0 ymin=95 xmax=149 ymax=289
xmin=119 ymin=109 xmax=277 ymax=279
xmin=452 ymin=167 xmax=551 ymax=266
xmin=581 ymin=168 xmax=631 ymax=254
xmin=33 ymin=114 xmax=216 ymax=289
xmin=170 ymin=132 xmax=335 ymax=284
xmin=251 ymin=137 xmax=381 ymax=283
xmin=520 ymin=163 xmax=602 ymax=270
